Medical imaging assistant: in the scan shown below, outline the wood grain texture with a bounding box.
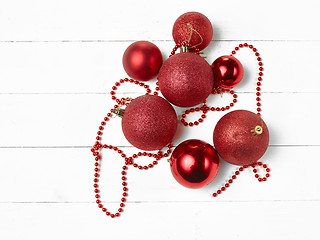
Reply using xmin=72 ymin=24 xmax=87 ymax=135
xmin=0 ymin=0 xmax=319 ymax=239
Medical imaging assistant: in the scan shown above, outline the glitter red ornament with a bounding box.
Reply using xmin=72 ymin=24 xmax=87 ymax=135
xmin=212 ymin=55 xmax=244 ymax=89
xmin=122 ymin=41 xmax=163 ymax=81
xmin=121 ymin=95 xmax=177 ymax=151
xmin=158 ymin=52 xmax=214 ymax=107
xmin=172 ymin=12 xmax=213 ymax=51
xmin=213 ymin=110 xmax=269 ymax=166
xmin=170 ymin=139 xmax=220 ymax=189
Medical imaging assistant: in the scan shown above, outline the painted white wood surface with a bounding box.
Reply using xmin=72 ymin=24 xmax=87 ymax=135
xmin=0 ymin=0 xmax=319 ymax=239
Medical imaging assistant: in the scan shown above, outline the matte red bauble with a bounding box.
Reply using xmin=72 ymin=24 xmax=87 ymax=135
xmin=213 ymin=110 xmax=269 ymax=166
xmin=158 ymin=52 xmax=214 ymax=107
xmin=212 ymin=55 xmax=244 ymax=89
xmin=172 ymin=12 xmax=213 ymax=51
xmin=122 ymin=41 xmax=163 ymax=81
xmin=122 ymin=95 xmax=177 ymax=151
xmin=170 ymin=139 xmax=220 ymax=189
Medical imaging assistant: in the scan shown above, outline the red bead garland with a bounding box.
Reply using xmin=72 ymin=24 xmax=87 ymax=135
xmin=92 ymin=42 xmax=270 ymax=218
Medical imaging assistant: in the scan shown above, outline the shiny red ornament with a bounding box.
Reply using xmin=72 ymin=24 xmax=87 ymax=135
xmin=122 ymin=95 xmax=177 ymax=151
xmin=212 ymin=55 xmax=244 ymax=89
xmin=158 ymin=52 xmax=214 ymax=107
xmin=213 ymin=110 xmax=269 ymax=166
xmin=172 ymin=12 xmax=213 ymax=51
xmin=122 ymin=41 xmax=163 ymax=81
xmin=170 ymin=139 xmax=220 ymax=189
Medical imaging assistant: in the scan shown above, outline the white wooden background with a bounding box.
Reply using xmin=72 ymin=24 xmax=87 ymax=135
xmin=1 ymin=0 xmax=319 ymax=239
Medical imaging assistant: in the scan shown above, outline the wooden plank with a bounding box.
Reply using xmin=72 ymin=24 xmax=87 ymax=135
xmin=0 ymin=0 xmax=319 ymax=41
xmin=0 ymin=41 xmax=319 ymax=94
xmin=0 ymin=201 xmax=318 ymax=239
xmin=0 ymin=146 xmax=319 ymax=202
xmin=0 ymin=92 xmax=318 ymax=147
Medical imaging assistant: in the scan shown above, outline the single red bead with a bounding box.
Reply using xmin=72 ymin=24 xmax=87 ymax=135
xmin=98 ymin=204 xmax=103 ymax=208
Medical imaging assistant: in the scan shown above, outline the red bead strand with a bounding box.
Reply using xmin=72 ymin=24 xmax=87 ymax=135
xmin=231 ymin=43 xmax=264 ymax=116
xmin=110 ymin=78 xmax=152 ymax=103
xmin=180 ymin=89 xmax=237 ymax=127
xmin=92 ymin=99 xmax=173 ymax=218
xmin=212 ymin=162 xmax=271 ymax=197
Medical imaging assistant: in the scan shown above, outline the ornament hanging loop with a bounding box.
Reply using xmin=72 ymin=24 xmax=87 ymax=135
xmin=251 ymin=125 xmax=263 ymax=136
xmin=112 ymin=108 xmax=125 ymax=118
xmin=112 ymin=97 xmax=132 ymax=118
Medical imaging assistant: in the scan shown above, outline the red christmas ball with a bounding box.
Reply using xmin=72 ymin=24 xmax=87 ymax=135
xmin=172 ymin=12 xmax=213 ymax=51
xmin=170 ymin=139 xmax=220 ymax=189
xmin=122 ymin=41 xmax=163 ymax=81
xmin=212 ymin=55 xmax=244 ymax=89
xmin=122 ymin=95 xmax=177 ymax=151
xmin=158 ymin=52 xmax=214 ymax=107
xmin=213 ymin=110 xmax=269 ymax=166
